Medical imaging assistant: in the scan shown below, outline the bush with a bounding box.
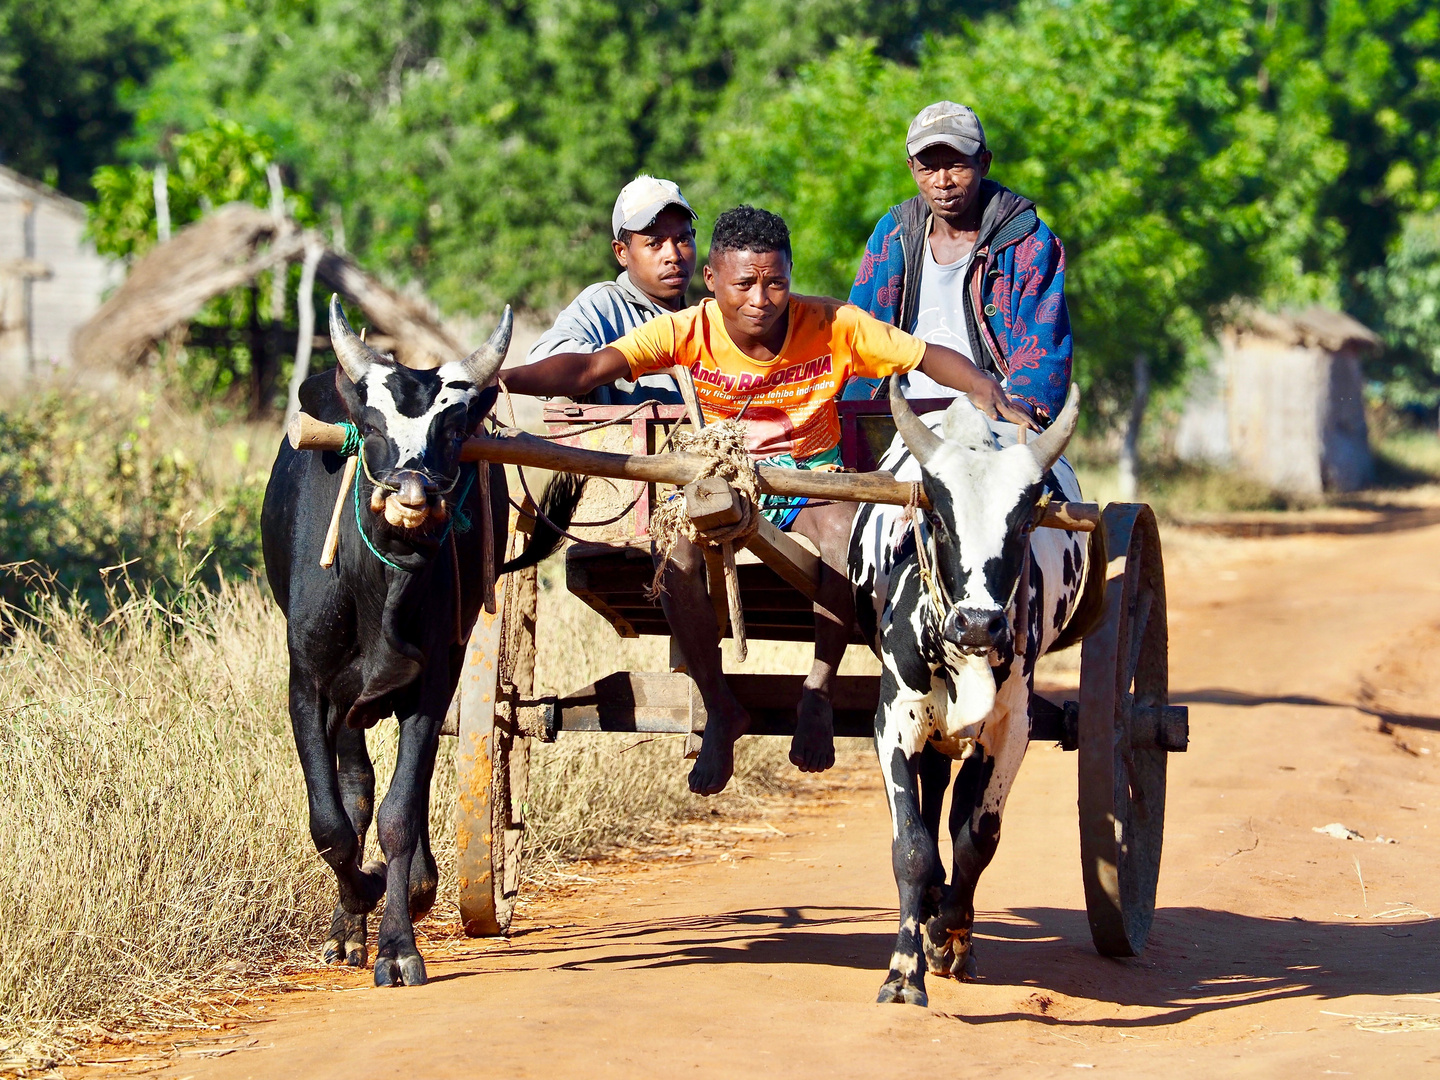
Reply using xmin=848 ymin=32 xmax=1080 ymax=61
xmin=0 ymin=387 xmax=270 ymax=611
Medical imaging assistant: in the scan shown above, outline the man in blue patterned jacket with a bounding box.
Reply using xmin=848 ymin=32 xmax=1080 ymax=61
xmin=845 ymin=101 xmax=1072 ymax=425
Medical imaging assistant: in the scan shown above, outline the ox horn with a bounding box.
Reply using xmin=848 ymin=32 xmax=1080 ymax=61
xmin=889 ymin=373 xmax=943 ymax=466
xmin=1026 ymin=383 xmax=1081 ymax=473
xmin=461 ymin=305 xmax=514 ymax=387
xmin=328 ymin=295 xmax=388 ymax=383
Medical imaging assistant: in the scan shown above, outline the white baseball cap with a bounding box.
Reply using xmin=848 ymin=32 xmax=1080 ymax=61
xmin=906 ymin=101 xmax=987 ymax=158
xmin=612 ymin=175 xmax=697 ymax=239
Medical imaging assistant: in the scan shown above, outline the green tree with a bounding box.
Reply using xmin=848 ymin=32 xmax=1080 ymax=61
xmin=120 ymin=0 xmax=988 ymax=313
xmin=1361 ymin=211 xmax=1440 ymax=409
xmin=88 ymin=118 xmax=315 ymax=412
xmin=1264 ymin=0 xmax=1440 ymax=288
xmin=89 ymin=118 xmax=304 ymax=260
xmin=701 ymin=1 xmax=1347 ymax=410
xmin=0 ymin=0 xmax=185 ymax=196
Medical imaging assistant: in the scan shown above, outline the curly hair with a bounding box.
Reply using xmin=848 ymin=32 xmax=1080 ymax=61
xmin=709 ymin=205 xmax=791 ymax=262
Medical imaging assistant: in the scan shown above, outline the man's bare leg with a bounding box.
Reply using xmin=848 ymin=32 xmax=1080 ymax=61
xmin=787 ymin=500 xmax=858 ymax=773
xmin=654 ymin=533 xmax=750 ymax=795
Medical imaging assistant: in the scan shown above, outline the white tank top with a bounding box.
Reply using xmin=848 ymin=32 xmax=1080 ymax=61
xmin=905 ymin=237 xmax=975 ymax=400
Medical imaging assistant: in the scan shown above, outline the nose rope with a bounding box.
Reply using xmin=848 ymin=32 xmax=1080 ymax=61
xmin=349 ymin=447 xmax=478 ymax=573
xmin=906 ymin=483 xmax=951 ymax=619
xmin=336 ymin=421 xmax=466 ymax=497
xmin=905 ymin=482 xmax=1026 ymax=636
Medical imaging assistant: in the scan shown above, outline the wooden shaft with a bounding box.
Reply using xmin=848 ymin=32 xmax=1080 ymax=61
xmin=721 ymin=541 xmax=747 ymax=662
xmin=320 ymin=455 xmax=358 ymax=568
xmin=288 ymin=413 xmax=1100 ymax=531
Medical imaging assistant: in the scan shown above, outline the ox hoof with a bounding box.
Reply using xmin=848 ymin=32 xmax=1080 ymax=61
xmin=876 ymin=978 xmax=928 ymax=1007
xmin=322 ymin=937 xmax=368 ymax=967
xmin=399 ymin=954 xmax=428 ymax=986
xmin=374 ymin=953 xmax=427 ymax=987
xmin=923 ymin=924 xmax=978 ymax=982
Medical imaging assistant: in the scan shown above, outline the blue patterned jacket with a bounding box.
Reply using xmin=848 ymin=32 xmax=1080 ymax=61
xmin=845 ymin=181 xmax=1072 ymax=423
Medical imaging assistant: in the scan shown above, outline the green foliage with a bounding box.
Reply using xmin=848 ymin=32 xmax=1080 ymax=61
xmin=1361 ymin=210 xmax=1440 ymax=408
xmin=118 ymin=0 xmax=995 ymax=313
xmin=1265 ymin=0 xmax=1440 ymax=283
xmin=0 ymin=0 xmax=185 ymax=196
xmin=0 ymin=389 xmax=267 ymax=612
xmin=89 ymin=118 xmax=306 ymax=260
xmin=701 ymin=1 xmax=1347 ymax=408
xmin=86 ymin=118 xmax=318 ymax=415
xmin=8 ymin=0 xmax=1440 ymax=417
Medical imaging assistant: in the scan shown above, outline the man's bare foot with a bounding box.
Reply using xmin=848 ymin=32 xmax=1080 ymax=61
xmin=689 ymin=705 xmax=751 ymax=795
xmin=791 ymin=689 xmax=835 ymax=773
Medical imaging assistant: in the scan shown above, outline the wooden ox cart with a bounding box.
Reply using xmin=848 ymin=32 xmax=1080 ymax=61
xmin=290 ymin=397 xmax=1187 ymax=960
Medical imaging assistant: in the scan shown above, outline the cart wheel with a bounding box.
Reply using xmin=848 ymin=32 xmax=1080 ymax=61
xmin=1076 ymin=503 xmax=1170 ymax=957
xmin=455 ymin=502 xmax=538 ymax=936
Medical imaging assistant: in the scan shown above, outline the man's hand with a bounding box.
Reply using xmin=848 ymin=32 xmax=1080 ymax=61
xmin=967 ymin=373 xmax=1039 ymax=430
xmin=916 ymin=343 xmax=1041 ymax=431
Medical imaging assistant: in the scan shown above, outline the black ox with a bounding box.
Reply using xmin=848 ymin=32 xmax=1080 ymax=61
xmin=262 ymin=297 xmax=578 ymax=987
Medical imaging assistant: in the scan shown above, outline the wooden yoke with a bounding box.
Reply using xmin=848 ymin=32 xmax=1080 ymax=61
xmin=287 ymin=413 xmax=1102 ymax=531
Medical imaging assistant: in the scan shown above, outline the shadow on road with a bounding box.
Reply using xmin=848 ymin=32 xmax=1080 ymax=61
xmin=1179 ymin=503 xmax=1440 ymax=539
xmin=1174 ymin=687 xmax=1440 ymax=733
xmin=442 ymin=902 xmax=1438 ymax=1024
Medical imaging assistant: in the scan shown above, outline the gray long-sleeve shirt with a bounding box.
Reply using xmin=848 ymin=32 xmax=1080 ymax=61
xmin=525 ymin=272 xmax=682 ymax=405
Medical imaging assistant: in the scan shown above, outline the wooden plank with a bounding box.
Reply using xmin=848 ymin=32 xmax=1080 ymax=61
xmin=742 ymin=516 xmax=822 ymax=603
xmin=551 ymin=671 xmax=880 ymax=738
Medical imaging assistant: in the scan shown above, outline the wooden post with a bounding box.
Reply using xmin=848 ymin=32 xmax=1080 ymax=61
xmin=285 ymin=240 xmax=325 ymax=422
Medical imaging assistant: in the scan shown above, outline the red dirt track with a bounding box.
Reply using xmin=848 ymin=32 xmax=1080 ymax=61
xmin=150 ymin=518 xmax=1440 ymax=1078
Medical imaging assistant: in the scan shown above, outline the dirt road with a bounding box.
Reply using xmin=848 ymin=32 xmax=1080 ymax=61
xmin=155 ymin=516 xmax=1440 ymax=1078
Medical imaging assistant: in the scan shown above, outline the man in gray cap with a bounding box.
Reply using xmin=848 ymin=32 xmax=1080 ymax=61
xmin=524 ymin=175 xmax=699 ymax=404
xmin=846 ymin=101 xmax=1073 ymax=426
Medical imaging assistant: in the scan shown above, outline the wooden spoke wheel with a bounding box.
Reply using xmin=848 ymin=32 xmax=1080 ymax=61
xmin=454 ymin=502 xmax=538 ymax=937
xmin=1077 ymin=503 xmax=1184 ymax=957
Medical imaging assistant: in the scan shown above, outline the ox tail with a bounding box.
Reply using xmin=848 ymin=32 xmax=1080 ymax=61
xmin=500 ymin=472 xmax=587 ymax=574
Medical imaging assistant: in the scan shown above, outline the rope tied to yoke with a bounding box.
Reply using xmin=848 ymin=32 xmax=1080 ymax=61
xmin=645 ymin=418 xmax=761 ymax=602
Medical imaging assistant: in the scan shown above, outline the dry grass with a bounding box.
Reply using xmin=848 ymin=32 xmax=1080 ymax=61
xmin=0 ymin=381 xmax=881 ymax=1067
xmin=0 ymin=551 xmax=842 ymax=1067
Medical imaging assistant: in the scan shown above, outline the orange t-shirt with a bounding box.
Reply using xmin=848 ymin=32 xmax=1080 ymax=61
xmin=609 ymin=295 xmax=926 ymax=461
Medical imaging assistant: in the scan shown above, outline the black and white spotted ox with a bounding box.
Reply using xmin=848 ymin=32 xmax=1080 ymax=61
xmin=848 ymin=375 xmax=1086 ymax=1006
xmin=262 ymin=297 xmax=577 ymax=987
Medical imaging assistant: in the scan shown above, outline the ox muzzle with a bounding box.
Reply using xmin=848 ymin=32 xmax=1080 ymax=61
xmin=940 ymin=605 xmax=1013 ymax=662
xmin=372 ymin=468 xmax=453 ymax=531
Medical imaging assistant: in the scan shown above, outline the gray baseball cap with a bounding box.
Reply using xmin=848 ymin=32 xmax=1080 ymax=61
xmin=612 ymin=175 xmax=697 ymax=239
xmin=906 ymin=101 xmax=987 ymax=158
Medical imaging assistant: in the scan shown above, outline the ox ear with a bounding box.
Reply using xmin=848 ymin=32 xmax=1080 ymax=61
xmin=1027 ymin=383 xmax=1081 ymax=473
xmin=329 ymin=295 xmax=389 ymax=384
xmin=461 ymin=305 xmax=513 ymax=387
xmin=889 ymin=373 xmax=942 ymax=466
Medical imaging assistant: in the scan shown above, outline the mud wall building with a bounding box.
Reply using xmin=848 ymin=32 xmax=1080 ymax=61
xmin=0 ymin=166 xmax=120 ymax=387
xmin=1176 ymin=307 xmax=1379 ymax=495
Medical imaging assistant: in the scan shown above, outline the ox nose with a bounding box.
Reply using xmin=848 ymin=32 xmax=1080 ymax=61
xmin=942 ymin=607 xmax=1010 ymax=653
xmin=393 ymin=471 xmax=435 ymax=508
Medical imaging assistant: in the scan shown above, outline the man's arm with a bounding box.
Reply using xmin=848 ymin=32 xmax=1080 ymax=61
xmin=918 ymin=344 xmax=1039 ymax=431
xmin=502 ymin=346 xmax=631 ymax=398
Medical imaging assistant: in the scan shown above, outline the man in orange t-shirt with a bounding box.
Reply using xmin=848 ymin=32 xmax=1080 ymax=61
xmin=504 ymin=206 xmax=1036 ymax=796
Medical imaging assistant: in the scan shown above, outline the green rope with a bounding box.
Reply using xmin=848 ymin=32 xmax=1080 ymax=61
xmin=335 ymin=418 xmax=476 ymax=570
xmin=336 ymin=421 xmax=363 ymax=458
xmin=353 ymin=463 xmax=411 ymax=572
xmin=349 ymin=458 xmax=476 ymax=573
xmin=437 ymin=468 xmax=475 ymax=542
